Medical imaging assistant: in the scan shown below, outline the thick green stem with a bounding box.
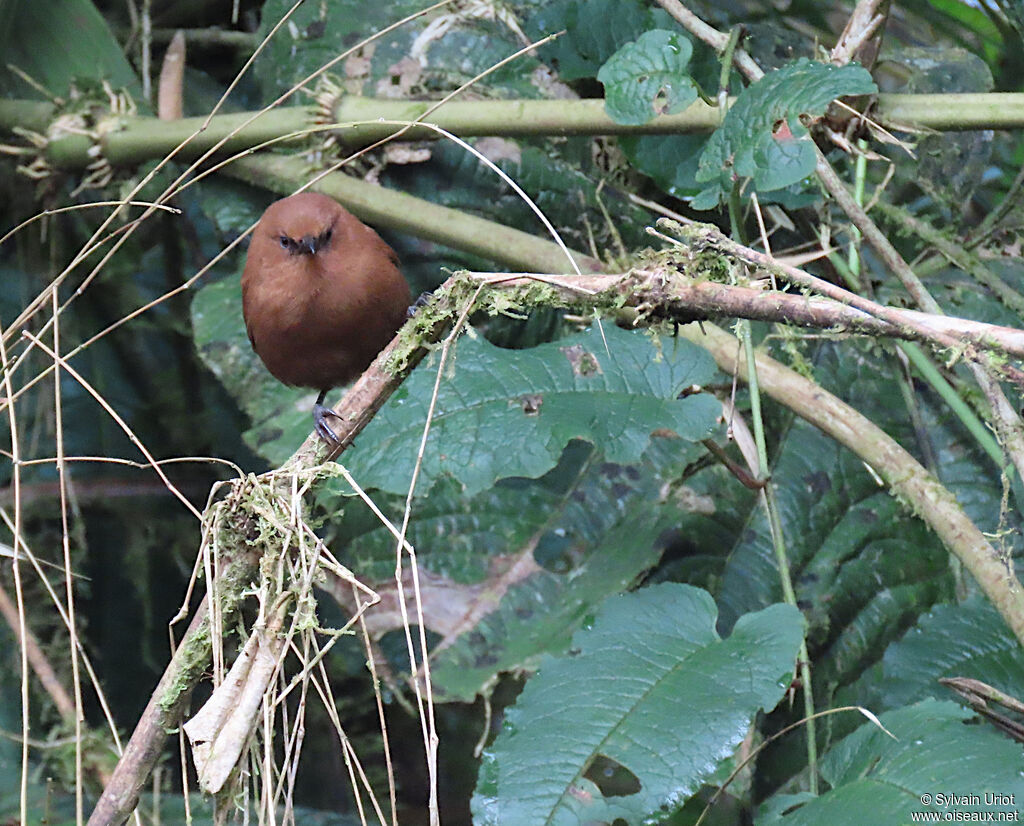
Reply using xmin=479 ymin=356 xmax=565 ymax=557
xmin=6 ymin=94 xmax=1024 ymax=173
xmin=898 ymin=341 xmax=1009 ymax=473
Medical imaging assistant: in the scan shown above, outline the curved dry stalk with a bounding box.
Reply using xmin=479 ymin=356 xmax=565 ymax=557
xmin=0 ymin=509 xmax=128 ymax=767
xmin=22 ymin=333 xmax=202 ymax=521
xmin=694 ymin=705 xmax=893 ymax=826
xmin=0 ymin=579 xmax=76 ymax=719
xmin=85 ymin=270 xmax=464 ymax=825
xmin=0 ymin=310 xmax=29 ymax=826
xmin=676 ymin=320 xmax=1024 ymax=644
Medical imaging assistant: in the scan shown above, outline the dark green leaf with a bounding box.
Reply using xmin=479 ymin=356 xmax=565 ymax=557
xmin=256 ymin=0 xmax=539 ymax=99
xmin=326 ymin=435 xmax=719 ymax=701
xmin=523 ymin=0 xmax=654 ymax=82
xmin=346 ymin=324 xmax=720 ymax=495
xmin=694 ymin=59 xmax=876 ymax=207
xmin=428 ymin=497 xmax=681 ymax=701
xmin=598 ymin=30 xmax=698 ymax=125
xmin=472 ymin=585 xmax=803 ymax=825
xmin=758 ymin=700 xmax=1024 ymax=825
xmin=619 ymin=134 xmax=706 ymax=198
xmin=882 ymin=48 xmax=994 ymax=208
xmin=0 ymin=0 xmax=141 ymax=100
xmin=875 ymin=597 xmax=1024 ymax=710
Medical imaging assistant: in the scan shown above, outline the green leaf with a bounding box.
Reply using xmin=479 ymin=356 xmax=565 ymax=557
xmin=428 ymin=495 xmax=681 ymax=701
xmin=876 ymin=596 xmax=1024 ymax=709
xmin=758 ymin=700 xmax=1024 ymax=825
xmin=694 ymin=59 xmax=877 ymax=207
xmin=423 ymin=452 xmax=688 ymax=704
xmin=0 ymin=0 xmax=141 ymax=100
xmin=619 ymin=134 xmax=706 ymax=198
xmin=191 ymin=280 xmax=720 ymax=478
xmin=254 ymin=0 xmax=420 ymax=98
xmin=523 ymin=0 xmax=654 ymax=82
xmin=706 ymin=342 xmax=955 ymax=634
xmin=256 ymin=0 xmax=539 ymax=99
xmin=883 ymin=48 xmax=994 ymax=207
xmin=668 ymin=340 xmax=957 ymax=789
xmin=324 ymin=435 xmax=719 ymax=701
xmin=346 ymin=325 xmax=720 ymax=495
xmin=472 ymin=585 xmax=803 ymax=826
xmin=598 ymin=30 xmax=698 ymax=125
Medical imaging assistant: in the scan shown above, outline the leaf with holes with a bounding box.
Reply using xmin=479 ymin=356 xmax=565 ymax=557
xmin=694 ymin=59 xmax=876 ymax=208
xmin=472 ymin=584 xmax=804 ymax=825
xmin=345 ymin=324 xmax=720 ymax=495
xmin=598 ymin=30 xmax=699 ymax=125
xmin=321 ymin=436 xmax=715 ymax=702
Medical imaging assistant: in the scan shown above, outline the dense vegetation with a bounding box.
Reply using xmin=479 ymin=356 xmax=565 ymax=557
xmin=1 ymin=0 xmax=1023 ymax=824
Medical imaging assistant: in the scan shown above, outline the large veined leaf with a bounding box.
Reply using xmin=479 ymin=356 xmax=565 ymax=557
xmin=325 ymin=436 xmax=716 ymax=700
xmin=885 ymin=48 xmax=994 ymax=208
xmin=472 ymin=584 xmax=804 ymax=825
xmin=192 ymin=274 xmax=720 ymax=485
xmin=426 ymin=486 xmax=679 ymax=700
xmin=345 ymin=324 xmax=720 ymax=495
xmin=0 ymin=0 xmax=141 ymax=100
xmin=254 ymin=0 xmax=423 ymax=98
xmin=758 ymin=700 xmax=1024 ymax=825
xmin=693 ymin=59 xmax=876 ymax=208
xmin=256 ymin=0 xmax=539 ymax=99
xmin=598 ymin=30 xmax=699 ymax=125
xmin=870 ymin=596 xmax=1024 ymax=710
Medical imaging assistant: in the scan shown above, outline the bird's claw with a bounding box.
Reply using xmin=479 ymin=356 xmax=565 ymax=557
xmin=313 ymin=402 xmax=341 ymax=446
xmin=407 ymin=291 xmax=433 ymax=317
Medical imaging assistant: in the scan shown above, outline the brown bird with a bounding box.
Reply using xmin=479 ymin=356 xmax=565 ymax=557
xmin=241 ymin=191 xmax=411 ymax=444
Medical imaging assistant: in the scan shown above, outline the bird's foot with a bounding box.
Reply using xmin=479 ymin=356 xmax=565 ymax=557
xmin=407 ymin=291 xmax=433 ymax=317
xmin=314 ymin=402 xmax=341 ymax=446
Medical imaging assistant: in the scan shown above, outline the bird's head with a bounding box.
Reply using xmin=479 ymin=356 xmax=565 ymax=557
xmin=260 ymin=191 xmax=345 ymax=259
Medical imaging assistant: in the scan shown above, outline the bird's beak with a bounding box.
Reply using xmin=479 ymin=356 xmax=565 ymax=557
xmin=299 ymin=235 xmax=318 ymax=255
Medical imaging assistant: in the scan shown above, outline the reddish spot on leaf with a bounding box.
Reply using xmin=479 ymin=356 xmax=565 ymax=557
xmin=772 ymin=119 xmax=796 ymax=141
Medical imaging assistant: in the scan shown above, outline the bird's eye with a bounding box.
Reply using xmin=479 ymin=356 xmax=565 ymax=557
xmin=278 ymin=235 xmax=291 ymax=250
xmin=324 ymin=228 xmax=333 ymax=242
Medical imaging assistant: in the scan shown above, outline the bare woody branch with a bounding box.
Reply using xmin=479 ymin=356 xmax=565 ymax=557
xmin=463 ymin=266 xmax=1024 ymax=365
